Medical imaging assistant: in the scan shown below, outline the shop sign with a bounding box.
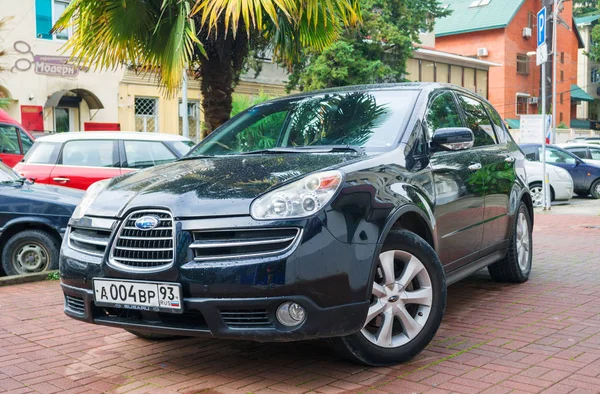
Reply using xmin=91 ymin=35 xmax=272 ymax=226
xmin=11 ymin=41 xmax=88 ymax=77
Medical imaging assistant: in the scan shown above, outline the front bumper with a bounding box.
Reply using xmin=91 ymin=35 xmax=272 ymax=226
xmin=552 ymin=179 xmax=574 ymax=201
xmin=60 ymin=215 xmax=375 ymax=341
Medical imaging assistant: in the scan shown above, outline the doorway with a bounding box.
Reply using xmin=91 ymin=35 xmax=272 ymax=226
xmin=54 ymin=107 xmax=75 ymax=132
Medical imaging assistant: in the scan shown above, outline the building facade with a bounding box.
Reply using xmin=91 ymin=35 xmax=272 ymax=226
xmin=574 ymin=14 xmax=600 ymax=128
xmin=0 ymin=0 xmax=289 ymax=137
xmin=434 ymin=0 xmax=583 ymax=128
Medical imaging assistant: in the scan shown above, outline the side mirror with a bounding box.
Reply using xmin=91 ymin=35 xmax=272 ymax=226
xmin=431 ymin=127 xmax=474 ymax=152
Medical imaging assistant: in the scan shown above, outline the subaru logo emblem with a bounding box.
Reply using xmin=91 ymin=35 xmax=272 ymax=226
xmin=135 ymin=215 xmax=161 ymax=230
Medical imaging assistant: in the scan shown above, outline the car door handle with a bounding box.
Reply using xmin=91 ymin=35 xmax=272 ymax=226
xmin=53 ymin=177 xmax=70 ymax=183
xmin=504 ymin=156 xmax=516 ymax=163
xmin=468 ymin=163 xmax=482 ymax=171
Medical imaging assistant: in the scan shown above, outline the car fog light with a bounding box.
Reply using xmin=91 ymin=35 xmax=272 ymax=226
xmin=276 ymin=302 xmax=306 ymax=327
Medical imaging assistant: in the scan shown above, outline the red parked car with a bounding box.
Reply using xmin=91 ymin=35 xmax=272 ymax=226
xmin=14 ymin=132 xmax=195 ymax=190
xmin=0 ymin=110 xmax=36 ymax=168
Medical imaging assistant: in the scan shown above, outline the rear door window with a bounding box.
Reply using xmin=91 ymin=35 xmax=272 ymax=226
xmin=484 ymin=103 xmax=509 ymax=143
xmin=457 ymin=95 xmax=498 ymax=147
xmin=541 ymin=147 xmax=577 ymax=165
xmin=123 ymin=140 xmax=177 ymax=169
xmin=588 ymin=147 xmax=600 ymax=160
xmin=566 ymin=147 xmax=588 ymax=159
xmin=61 ymin=140 xmax=117 ymax=167
xmin=0 ymin=125 xmax=21 ymax=154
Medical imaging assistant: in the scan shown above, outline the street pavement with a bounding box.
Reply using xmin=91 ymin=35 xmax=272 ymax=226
xmin=0 ymin=199 xmax=599 ymax=393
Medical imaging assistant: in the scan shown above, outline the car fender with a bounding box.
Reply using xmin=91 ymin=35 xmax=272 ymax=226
xmin=0 ymin=215 xmax=68 ymax=240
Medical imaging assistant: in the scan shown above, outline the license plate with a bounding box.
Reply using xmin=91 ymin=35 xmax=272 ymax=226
xmin=93 ymin=279 xmax=182 ymax=313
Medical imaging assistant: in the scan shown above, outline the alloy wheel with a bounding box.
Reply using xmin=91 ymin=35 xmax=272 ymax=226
xmin=595 ymin=183 xmax=600 ymax=197
xmin=361 ymin=250 xmax=433 ymax=348
xmin=530 ymin=186 xmax=543 ymax=207
xmin=12 ymin=243 xmax=49 ymax=274
xmin=515 ymin=212 xmax=531 ymax=271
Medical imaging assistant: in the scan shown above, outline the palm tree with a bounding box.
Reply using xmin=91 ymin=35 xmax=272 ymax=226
xmin=53 ymin=0 xmax=361 ymax=134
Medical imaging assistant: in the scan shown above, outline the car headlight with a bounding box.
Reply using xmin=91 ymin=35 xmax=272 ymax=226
xmin=71 ymin=179 xmax=111 ymax=220
xmin=251 ymin=170 xmax=343 ymax=220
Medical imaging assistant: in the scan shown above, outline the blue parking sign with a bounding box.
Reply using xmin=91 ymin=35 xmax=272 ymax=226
xmin=537 ymin=8 xmax=546 ymax=47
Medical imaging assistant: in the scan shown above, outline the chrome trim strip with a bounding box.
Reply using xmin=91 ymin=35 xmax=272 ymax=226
xmin=189 ymin=236 xmax=296 ymax=249
xmin=115 ymin=246 xmax=172 ymax=252
xmin=113 ymin=257 xmax=172 ymax=263
xmin=69 ymin=233 xmax=109 ymax=247
xmin=67 ymin=228 xmax=109 ymax=257
xmin=123 ymin=226 xmax=172 ymax=231
xmin=192 ymin=228 xmax=302 ymax=261
xmin=108 ymin=209 xmax=175 ymax=273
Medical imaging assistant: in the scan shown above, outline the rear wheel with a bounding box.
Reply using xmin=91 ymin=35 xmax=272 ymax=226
xmin=488 ymin=202 xmax=532 ymax=283
xmin=331 ymin=230 xmax=446 ymax=366
xmin=529 ymin=183 xmax=554 ymax=207
xmin=1 ymin=230 xmax=59 ymax=276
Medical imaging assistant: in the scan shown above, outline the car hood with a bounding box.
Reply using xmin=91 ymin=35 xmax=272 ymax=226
xmin=8 ymin=182 xmax=83 ymax=211
xmin=87 ymin=153 xmax=361 ymax=218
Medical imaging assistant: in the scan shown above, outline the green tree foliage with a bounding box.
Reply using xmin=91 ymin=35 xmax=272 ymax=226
xmin=574 ymin=0 xmax=598 ymax=17
xmin=286 ymin=0 xmax=451 ymax=91
xmin=54 ymin=0 xmax=361 ymax=133
xmin=0 ymin=18 xmax=10 ymax=109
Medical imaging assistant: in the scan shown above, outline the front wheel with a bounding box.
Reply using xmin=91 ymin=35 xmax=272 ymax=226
xmin=590 ymin=180 xmax=600 ymax=199
xmin=1 ymin=230 xmax=59 ymax=276
xmin=488 ymin=201 xmax=532 ymax=283
xmin=331 ymin=230 xmax=446 ymax=366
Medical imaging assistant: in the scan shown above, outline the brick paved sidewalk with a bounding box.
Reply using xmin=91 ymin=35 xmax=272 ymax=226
xmin=0 ymin=213 xmax=599 ymax=394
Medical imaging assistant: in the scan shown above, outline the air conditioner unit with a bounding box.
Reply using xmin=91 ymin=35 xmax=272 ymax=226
xmin=477 ymin=47 xmax=489 ymax=57
xmin=523 ymin=27 xmax=532 ymax=39
xmin=528 ymin=96 xmax=539 ymax=104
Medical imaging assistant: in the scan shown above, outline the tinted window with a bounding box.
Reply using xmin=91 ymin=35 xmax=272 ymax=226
xmin=61 ymin=140 xmax=116 ymax=167
xmin=0 ymin=125 xmax=21 ymax=154
xmin=566 ymin=147 xmax=588 ymax=159
xmin=23 ymin=142 xmax=62 ymax=164
xmin=20 ymin=131 xmax=34 ymax=154
xmin=484 ymin=104 xmax=508 ymax=143
xmin=425 ymin=92 xmax=463 ymax=138
xmin=542 ymin=147 xmax=577 ymax=165
xmin=458 ymin=95 xmax=497 ymax=147
xmin=521 ymin=146 xmax=537 ymax=161
xmin=190 ymin=90 xmax=418 ymax=156
xmin=169 ymin=140 xmax=195 ymax=156
xmin=124 ymin=141 xmax=177 ymax=169
xmin=589 ymin=147 xmax=600 ymax=160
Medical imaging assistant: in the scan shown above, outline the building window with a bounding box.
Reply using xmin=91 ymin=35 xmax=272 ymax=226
xmin=560 ymin=70 xmax=564 ymax=82
xmin=560 ymin=52 xmax=564 ymax=64
xmin=517 ymin=54 xmax=529 ymax=75
xmin=592 ymin=68 xmax=600 ymax=83
xmin=53 ymin=0 xmax=71 ymax=40
xmin=516 ymin=95 xmax=528 ymax=115
xmin=36 ymin=0 xmax=72 ymax=40
xmin=560 ymin=112 xmax=564 ymax=123
xmin=560 ymin=93 xmax=564 ymax=104
xmin=179 ymin=100 xmax=201 ymax=141
xmin=135 ymin=97 xmax=158 ymax=133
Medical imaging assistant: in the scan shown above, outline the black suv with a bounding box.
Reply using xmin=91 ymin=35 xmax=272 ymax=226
xmin=60 ymin=84 xmax=533 ymax=366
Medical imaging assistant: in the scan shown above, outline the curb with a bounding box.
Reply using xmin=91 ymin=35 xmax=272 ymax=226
xmin=0 ymin=270 xmax=58 ymax=286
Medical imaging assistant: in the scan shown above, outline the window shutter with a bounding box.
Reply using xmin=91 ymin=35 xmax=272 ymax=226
xmin=35 ymin=0 xmax=53 ymax=40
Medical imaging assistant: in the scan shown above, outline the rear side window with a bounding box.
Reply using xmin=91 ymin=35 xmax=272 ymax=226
xmin=23 ymin=142 xmax=62 ymax=164
xmin=589 ymin=147 xmax=600 ymax=160
xmin=124 ymin=141 xmax=177 ymax=169
xmin=425 ymin=92 xmax=463 ymax=139
xmin=484 ymin=104 xmax=509 ymax=143
xmin=168 ymin=140 xmax=195 ymax=156
xmin=61 ymin=140 xmax=117 ymax=167
xmin=457 ymin=95 xmax=497 ymax=147
xmin=0 ymin=125 xmax=21 ymax=154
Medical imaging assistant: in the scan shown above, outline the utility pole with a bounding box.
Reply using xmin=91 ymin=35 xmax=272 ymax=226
xmin=551 ymin=0 xmax=558 ymax=144
xmin=537 ymin=6 xmax=552 ymax=210
xmin=181 ymin=64 xmax=189 ymax=139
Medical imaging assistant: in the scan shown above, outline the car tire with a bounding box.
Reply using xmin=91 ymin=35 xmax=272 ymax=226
xmin=529 ymin=183 xmax=555 ymax=207
xmin=488 ymin=201 xmax=532 ymax=283
xmin=125 ymin=329 xmax=177 ymax=340
xmin=590 ymin=180 xmax=600 ymax=199
xmin=331 ymin=230 xmax=446 ymax=366
xmin=1 ymin=230 xmax=59 ymax=276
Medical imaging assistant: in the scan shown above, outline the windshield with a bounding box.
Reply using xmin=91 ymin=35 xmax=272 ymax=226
xmin=0 ymin=162 xmax=20 ymax=182
xmin=188 ymin=90 xmax=418 ymax=156
xmin=169 ymin=140 xmax=196 ymax=156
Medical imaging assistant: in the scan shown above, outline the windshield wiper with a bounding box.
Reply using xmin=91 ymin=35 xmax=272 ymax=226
xmin=177 ymin=155 xmax=216 ymax=162
xmin=0 ymin=178 xmax=26 ymax=185
xmin=239 ymin=146 xmax=364 ymax=155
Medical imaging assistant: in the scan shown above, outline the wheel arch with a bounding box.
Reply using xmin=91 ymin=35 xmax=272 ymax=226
xmin=378 ymin=204 xmax=437 ymax=252
xmin=520 ymin=191 xmax=534 ymax=226
xmin=0 ymin=218 xmax=64 ymax=256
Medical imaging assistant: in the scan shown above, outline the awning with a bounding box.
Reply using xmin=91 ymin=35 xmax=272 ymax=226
xmin=505 ymin=118 xmax=520 ymax=129
xmin=570 ymin=85 xmax=595 ymax=103
xmin=44 ymin=89 xmax=104 ymax=109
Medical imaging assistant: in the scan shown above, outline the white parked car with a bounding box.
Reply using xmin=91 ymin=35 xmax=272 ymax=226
xmin=524 ymin=160 xmax=573 ymax=207
xmin=558 ymin=143 xmax=600 ymax=166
